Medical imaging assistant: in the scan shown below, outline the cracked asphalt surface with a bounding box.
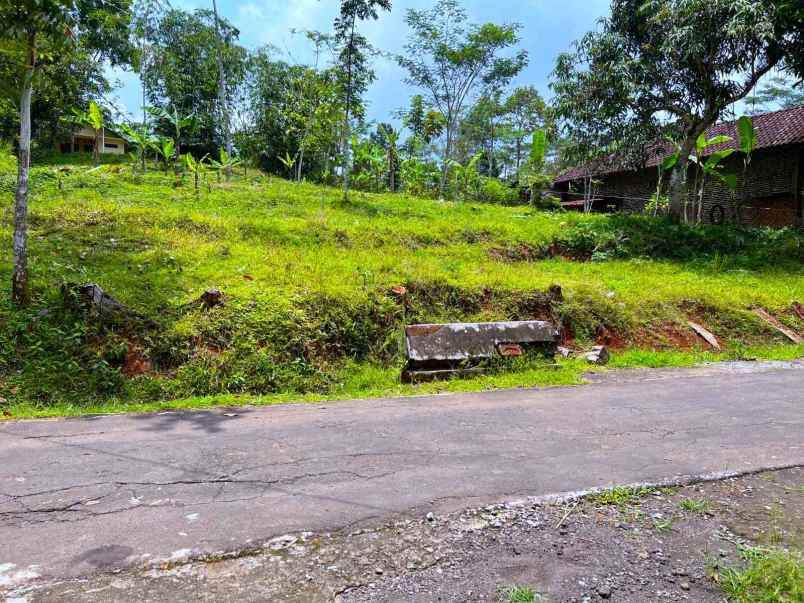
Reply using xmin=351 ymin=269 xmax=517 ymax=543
xmin=1 ymin=361 xmax=803 ymax=594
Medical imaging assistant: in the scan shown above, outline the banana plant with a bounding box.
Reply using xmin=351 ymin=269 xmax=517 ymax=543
xmin=450 ymin=152 xmax=483 ymax=201
xmin=153 ymin=136 xmax=176 ymax=172
xmin=206 ymin=147 xmax=242 ymax=182
xmin=736 ymin=115 xmax=757 ymax=212
xmin=119 ymin=123 xmax=156 ymax=173
xmin=277 ymin=152 xmax=296 ymax=180
xmin=184 ymin=153 xmax=209 ymax=193
xmin=689 ymin=133 xmax=736 ymax=223
xmin=64 ymin=100 xmax=105 ymax=165
xmin=145 ymin=106 xmax=197 ymax=172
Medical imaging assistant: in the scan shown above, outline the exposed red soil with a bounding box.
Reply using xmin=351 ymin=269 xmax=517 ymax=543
xmin=122 ymin=345 xmax=153 ymax=377
xmin=595 ymin=326 xmax=627 ymax=351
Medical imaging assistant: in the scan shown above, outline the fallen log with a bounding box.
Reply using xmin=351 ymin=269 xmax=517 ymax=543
xmin=753 ymin=308 xmax=803 ymax=344
xmin=62 ymin=283 xmax=157 ymax=327
xmin=688 ymin=321 xmax=721 ymax=351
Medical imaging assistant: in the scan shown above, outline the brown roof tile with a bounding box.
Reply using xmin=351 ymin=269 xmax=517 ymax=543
xmin=555 ymin=105 xmax=804 ymax=183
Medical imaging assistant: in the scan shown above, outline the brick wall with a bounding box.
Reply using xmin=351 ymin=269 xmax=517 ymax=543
xmin=581 ymin=144 xmax=802 ymax=225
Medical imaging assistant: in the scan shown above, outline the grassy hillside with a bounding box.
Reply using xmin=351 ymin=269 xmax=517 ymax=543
xmin=2 ymin=158 xmax=804 ymax=416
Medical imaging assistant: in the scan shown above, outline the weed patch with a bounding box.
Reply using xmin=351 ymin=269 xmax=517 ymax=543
xmin=589 ymin=486 xmax=658 ymax=509
xmin=713 ymin=549 xmax=803 ymax=603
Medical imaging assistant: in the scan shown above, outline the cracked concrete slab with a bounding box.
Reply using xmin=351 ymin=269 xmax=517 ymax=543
xmin=1 ymin=361 xmax=803 ymax=595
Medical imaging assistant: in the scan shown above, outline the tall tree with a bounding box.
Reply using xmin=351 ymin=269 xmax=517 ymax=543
xmin=0 ymin=37 xmax=113 ymax=147
xmin=399 ymin=94 xmax=445 ymax=158
xmin=242 ymin=48 xmax=345 ymax=178
xmin=131 ymin=0 xmax=169 ymax=130
xmin=210 ymin=0 xmax=232 ymax=178
xmin=333 ymin=0 xmax=392 ymax=202
xmin=143 ymin=8 xmax=247 ymax=155
xmin=1 ymin=0 xmax=132 ymax=305
xmin=397 ymin=0 xmax=527 ymax=196
xmin=551 ymin=0 xmax=804 ymax=221
xmin=458 ymin=92 xmax=505 ymax=177
xmin=502 ymin=86 xmax=547 ymax=180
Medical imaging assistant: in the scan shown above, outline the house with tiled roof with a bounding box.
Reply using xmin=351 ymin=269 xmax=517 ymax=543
xmin=552 ymin=105 xmax=804 ymax=227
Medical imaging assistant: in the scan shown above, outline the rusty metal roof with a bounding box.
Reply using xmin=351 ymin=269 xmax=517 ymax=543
xmin=554 ymin=105 xmax=804 ymax=183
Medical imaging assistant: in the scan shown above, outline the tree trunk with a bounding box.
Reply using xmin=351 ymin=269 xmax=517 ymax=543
xmin=697 ymin=173 xmax=706 ymax=225
xmin=440 ymin=123 xmax=453 ymax=198
xmin=211 ymin=0 xmax=232 ymax=180
xmin=297 ymin=147 xmax=305 ymax=183
xmin=342 ymin=16 xmax=356 ymax=203
xmin=174 ymin=138 xmax=181 ymax=176
xmin=12 ymin=34 xmax=35 ymax=306
xmin=668 ymin=141 xmax=693 ymax=222
xmin=388 ymin=147 xmax=396 ymax=193
xmin=94 ymin=128 xmax=101 ymax=166
xmin=489 ymin=119 xmax=495 ymax=177
xmin=515 ymin=138 xmax=522 ymax=183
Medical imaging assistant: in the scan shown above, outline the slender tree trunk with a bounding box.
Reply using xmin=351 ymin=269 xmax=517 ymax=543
xmin=297 ymin=147 xmax=305 ymax=183
xmin=94 ymin=128 xmax=101 ymax=166
xmin=140 ymin=75 xmax=148 ymax=174
xmin=668 ymin=140 xmax=694 ymax=222
xmin=342 ymin=16 xmax=356 ymax=203
xmin=211 ymin=0 xmax=232 ymax=180
xmin=489 ymin=119 xmax=495 ymax=177
xmin=440 ymin=123 xmax=453 ymax=198
xmin=12 ymin=34 xmax=35 ymax=306
xmin=388 ymin=146 xmax=396 ymax=193
xmin=174 ymin=135 xmax=181 ymax=177
xmin=515 ymin=138 xmax=522 ymax=182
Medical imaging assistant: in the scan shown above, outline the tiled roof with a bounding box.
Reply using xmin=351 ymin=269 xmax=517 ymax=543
xmin=554 ymin=105 xmax=804 ymax=183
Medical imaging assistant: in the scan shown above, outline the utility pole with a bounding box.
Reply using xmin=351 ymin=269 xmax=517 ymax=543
xmin=211 ymin=0 xmax=232 ymax=179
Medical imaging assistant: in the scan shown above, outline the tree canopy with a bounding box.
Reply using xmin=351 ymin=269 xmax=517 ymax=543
xmin=397 ymin=0 xmax=528 ymax=194
xmin=551 ymin=0 xmax=804 ymax=219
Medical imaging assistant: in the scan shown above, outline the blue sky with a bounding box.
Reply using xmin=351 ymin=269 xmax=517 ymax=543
xmin=109 ymin=0 xmax=612 ymax=124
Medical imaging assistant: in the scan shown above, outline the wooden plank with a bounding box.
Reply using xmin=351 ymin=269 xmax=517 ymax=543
xmin=753 ymin=308 xmax=803 ymax=344
xmin=688 ymin=321 xmax=721 ymax=351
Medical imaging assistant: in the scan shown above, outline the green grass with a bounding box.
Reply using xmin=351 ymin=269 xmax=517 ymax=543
xmin=502 ymin=585 xmax=546 ymax=603
xmin=679 ymin=498 xmax=712 ymax=514
xmin=1 ymin=160 xmax=803 ymax=417
xmin=716 ymin=549 xmax=803 ymax=603
xmin=588 ymin=485 xmax=659 ymax=508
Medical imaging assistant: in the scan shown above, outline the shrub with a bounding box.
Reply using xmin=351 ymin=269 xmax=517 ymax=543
xmin=476 ymin=176 xmax=519 ymax=205
xmin=552 ymin=214 xmax=804 ymax=267
xmin=0 ymin=141 xmax=17 ymax=173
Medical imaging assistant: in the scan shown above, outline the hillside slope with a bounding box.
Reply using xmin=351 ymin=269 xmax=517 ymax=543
xmin=2 ymin=162 xmax=804 ymax=416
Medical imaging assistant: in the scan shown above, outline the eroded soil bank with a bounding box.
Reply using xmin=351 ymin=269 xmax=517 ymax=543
xmin=14 ymin=467 xmax=802 ymax=602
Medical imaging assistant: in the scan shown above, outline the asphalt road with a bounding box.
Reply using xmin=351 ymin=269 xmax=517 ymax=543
xmin=1 ymin=361 xmax=803 ymax=593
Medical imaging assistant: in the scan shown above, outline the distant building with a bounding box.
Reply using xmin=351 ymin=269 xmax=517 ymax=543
xmin=57 ymin=126 xmax=127 ymax=156
xmin=553 ymin=106 xmax=804 ymax=227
